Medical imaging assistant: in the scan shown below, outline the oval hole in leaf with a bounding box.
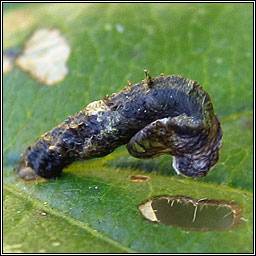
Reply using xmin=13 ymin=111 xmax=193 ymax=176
xmin=138 ymin=195 xmax=242 ymax=231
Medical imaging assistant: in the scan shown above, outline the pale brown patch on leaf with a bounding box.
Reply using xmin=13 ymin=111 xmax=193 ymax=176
xmin=129 ymin=174 xmax=150 ymax=183
xmin=3 ymin=55 xmax=14 ymax=74
xmin=16 ymin=28 xmax=71 ymax=85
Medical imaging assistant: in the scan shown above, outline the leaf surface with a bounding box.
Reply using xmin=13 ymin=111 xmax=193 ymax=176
xmin=3 ymin=3 xmax=253 ymax=253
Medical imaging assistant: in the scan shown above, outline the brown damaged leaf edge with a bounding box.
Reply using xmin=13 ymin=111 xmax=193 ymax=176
xmin=138 ymin=195 xmax=243 ymax=231
xmin=15 ymin=71 xmax=222 ymax=180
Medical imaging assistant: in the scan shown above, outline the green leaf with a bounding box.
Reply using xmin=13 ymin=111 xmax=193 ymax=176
xmin=3 ymin=3 xmax=253 ymax=253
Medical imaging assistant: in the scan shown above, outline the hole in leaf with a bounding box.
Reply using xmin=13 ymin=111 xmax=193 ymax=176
xmin=129 ymin=174 xmax=150 ymax=183
xmin=138 ymin=195 xmax=242 ymax=231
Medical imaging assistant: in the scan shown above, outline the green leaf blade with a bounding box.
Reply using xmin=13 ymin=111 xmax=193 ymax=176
xmin=3 ymin=3 xmax=253 ymax=253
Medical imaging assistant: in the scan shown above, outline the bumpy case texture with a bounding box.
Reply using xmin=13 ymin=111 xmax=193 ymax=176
xmin=15 ymin=72 xmax=222 ymax=180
